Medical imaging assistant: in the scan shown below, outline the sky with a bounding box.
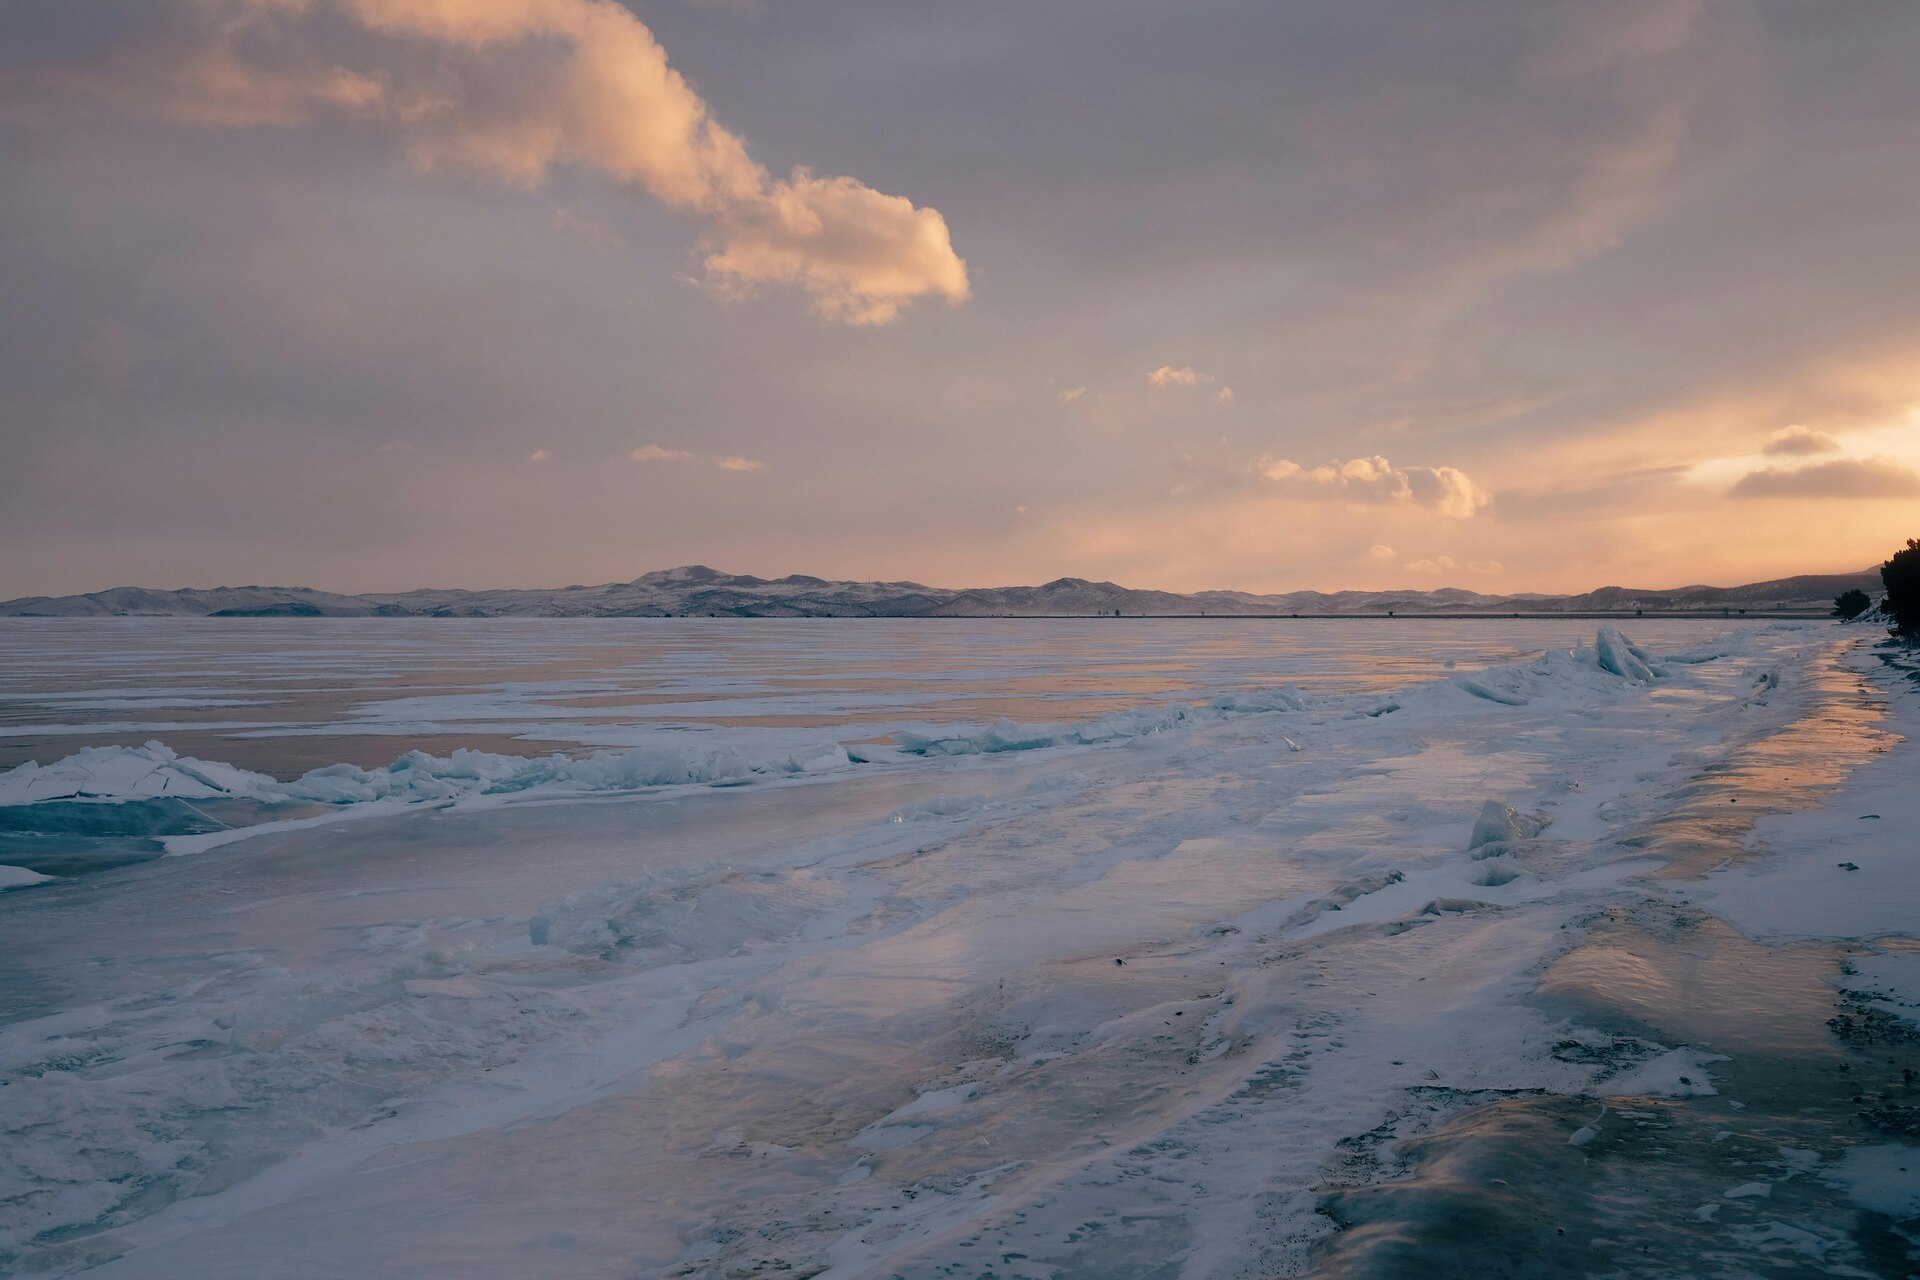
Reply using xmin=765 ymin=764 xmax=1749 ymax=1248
xmin=2 ymin=0 xmax=1918 ymax=598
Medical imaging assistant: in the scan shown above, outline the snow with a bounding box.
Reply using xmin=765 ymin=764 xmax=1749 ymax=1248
xmin=1835 ymin=951 xmax=1920 ymax=1032
xmin=1 ymin=619 xmax=1911 ymax=1278
xmin=1601 ymin=1047 xmax=1724 ymax=1098
xmin=1466 ymin=797 xmax=1550 ymax=852
xmin=1568 ymin=1104 xmax=1607 ymax=1147
xmin=0 ymin=864 xmax=54 ymax=891
xmin=1821 ymin=1144 xmax=1920 ymax=1218
xmin=1665 ymin=643 xmax=1920 ymax=943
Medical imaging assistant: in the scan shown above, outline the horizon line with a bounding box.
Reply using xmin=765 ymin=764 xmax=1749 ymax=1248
xmin=0 ymin=561 xmax=1886 ymax=608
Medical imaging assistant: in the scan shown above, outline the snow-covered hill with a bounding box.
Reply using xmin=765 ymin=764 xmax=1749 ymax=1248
xmin=0 ymin=566 xmax=1880 ymax=618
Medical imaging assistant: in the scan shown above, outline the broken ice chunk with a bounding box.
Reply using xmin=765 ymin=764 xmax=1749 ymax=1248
xmin=1467 ymin=798 xmax=1549 ymax=853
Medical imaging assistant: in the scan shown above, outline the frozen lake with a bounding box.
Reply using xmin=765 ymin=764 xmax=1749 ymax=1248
xmin=3 ymin=618 xmax=1917 ymax=1278
xmin=0 ymin=616 xmax=1751 ymax=774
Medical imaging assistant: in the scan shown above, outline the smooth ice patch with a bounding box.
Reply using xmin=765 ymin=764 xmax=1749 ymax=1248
xmin=1821 ymin=1144 xmax=1920 ymax=1218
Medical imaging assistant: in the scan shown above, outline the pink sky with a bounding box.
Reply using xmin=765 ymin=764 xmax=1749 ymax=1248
xmin=2 ymin=0 xmax=1917 ymax=596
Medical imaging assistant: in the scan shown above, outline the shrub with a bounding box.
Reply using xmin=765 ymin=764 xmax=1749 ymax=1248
xmin=1833 ymin=588 xmax=1871 ymax=620
xmin=1883 ymin=539 xmax=1920 ymax=638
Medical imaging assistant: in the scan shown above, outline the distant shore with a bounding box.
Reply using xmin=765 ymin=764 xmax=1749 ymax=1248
xmin=0 ymin=609 xmax=1843 ymax=620
xmin=0 ymin=564 xmax=1881 ymax=620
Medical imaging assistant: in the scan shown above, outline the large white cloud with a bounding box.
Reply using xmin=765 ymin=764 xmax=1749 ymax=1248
xmin=65 ymin=0 xmax=969 ymax=325
xmin=1256 ymin=454 xmax=1488 ymax=518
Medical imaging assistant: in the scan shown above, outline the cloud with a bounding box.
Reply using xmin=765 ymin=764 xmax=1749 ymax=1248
xmin=1368 ymin=544 xmax=1396 ymax=559
xmin=1761 ymin=425 xmax=1841 ymax=457
xmin=1149 ymin=365 xmax=1212 ymax=388
xmin=1216 ymin=387 xmax=1234 ymax=404
xmin=630 ymin=445 xmax=698 ymax=463
xmin=1058 ymin=386 xmax=1086 ymax=402
xmin=1256 ymin=454 xmax=1488 ymax=518
xmin=1401 ymin=556 xmax=1499 ymax=575
xmin=1727 ymin=457 xmax=1920 ymax=500
xmin=551 ymin=206 xmax=622 ymax=254
xmin=631 ymin=445 xmax=764 ymax=472
xmin=528 ymin=448 xmax=549 ymax=462
xmin=57 ymin=0 xmax=967 ymax=324
xmin=702 ymin=172 xmax=970 ymax=325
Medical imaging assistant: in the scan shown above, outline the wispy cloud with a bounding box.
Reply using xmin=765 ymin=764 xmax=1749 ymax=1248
xmin=551 ymin=207 xmax=623 ymax=255
xmin=1149 ymin=365 xmax=1212 ymax=388
xmin=630 ymin=445 xmax=699 ymax=463
xmin=1728 ymin=457 xmax=1920 ymax=500
xmin=528 ymin=448 xmax=550 ymax=463
xmin=631 ymin=445 xmax=765 ymax=472
xmin=1058 ymin=386 xmax=1086 ymax=403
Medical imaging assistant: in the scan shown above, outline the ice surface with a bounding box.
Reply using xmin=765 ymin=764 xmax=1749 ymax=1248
xmin=1449 ymin=624 xmax=1685 ymax=706
xmin=1835 ymin=951 xmax=1920 ymax=1032
xmin=1466 ymin=797 xmax=1550 ymax=852
xmin=891 ymin=689 xmax=1314 ymax=757
xmin=1567 ymin=1104 xmax=1606 ymax=1146
xmin=1593 ymin=623 xmax=1666 ymax=682
xmin=4 ymin=621 xmax=1908 ymax=1280
xmin=1821 ymin=1144 xmax=1920 ymax=1218
xmin=1601 ymin=1047 xmax=1724 ymax=1098
xmin=0 ymin=616 xmax=1745 ymax=769
xmin=0 ymin=737 xmax=862 ymax=809
xmin=0 ymin=864 xmax=53 ymax=891
xmin=1666 ymin=643 xmax=1920 ymax=943
xmin=1206 ymin=685 xmax=1312 ymax=713
xmin=0 ymin=741 xmax=279 ymax=803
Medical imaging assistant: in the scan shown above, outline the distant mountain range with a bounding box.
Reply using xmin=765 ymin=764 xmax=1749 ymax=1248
xmin=0 ymin=565 xmax=1883 ymax=618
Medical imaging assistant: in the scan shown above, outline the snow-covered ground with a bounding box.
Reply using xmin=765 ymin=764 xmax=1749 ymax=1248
xmin=1 ymin=621 xmax=1915 ymax=1277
